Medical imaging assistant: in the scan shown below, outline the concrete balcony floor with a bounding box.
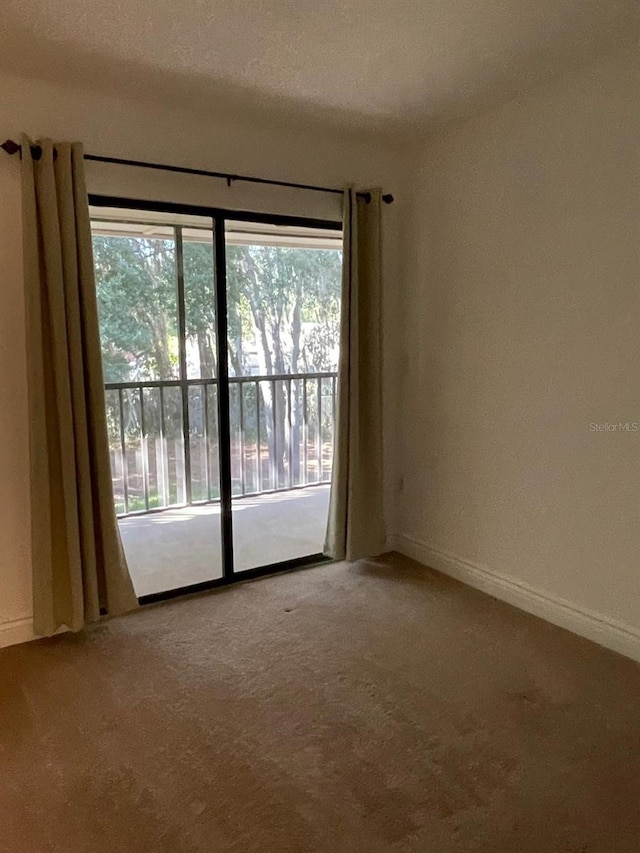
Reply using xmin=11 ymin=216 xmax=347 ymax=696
xmin=119 ymin=484 xmax=330 ymax=597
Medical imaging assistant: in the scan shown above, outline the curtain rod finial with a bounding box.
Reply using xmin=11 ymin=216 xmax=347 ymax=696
xmin=1 ymin=139 xmax=20 ymax=156
xmin=382 ymin=194 xmax=394 ymax=205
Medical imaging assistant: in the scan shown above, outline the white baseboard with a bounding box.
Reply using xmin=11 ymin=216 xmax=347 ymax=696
xmin=0 ymin=616 xmax=35 ymax=649
xmin=389 ymin=533 xmax=640 ymax=663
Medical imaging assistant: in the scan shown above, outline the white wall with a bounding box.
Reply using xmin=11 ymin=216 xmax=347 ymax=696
xmin=395 ymin=46 xmax=640 ymax=659
xmin=0 ymin=73 xmax=401 ymax=646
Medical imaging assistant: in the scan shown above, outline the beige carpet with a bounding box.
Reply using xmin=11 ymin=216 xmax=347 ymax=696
xmin=1 ymin=555 xmax=640 ymax=852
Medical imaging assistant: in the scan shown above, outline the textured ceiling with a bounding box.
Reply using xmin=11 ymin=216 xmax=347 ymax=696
xmin=0 ymin=0 xmax=638 ymax=136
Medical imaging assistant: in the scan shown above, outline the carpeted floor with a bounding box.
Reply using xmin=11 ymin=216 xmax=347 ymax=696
xmin=1 ymin=555 xmax=640 ymax=852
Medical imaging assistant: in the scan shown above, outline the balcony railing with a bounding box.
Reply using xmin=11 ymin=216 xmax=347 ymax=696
xmin=105 ymin=372 xmax=337 ymax=517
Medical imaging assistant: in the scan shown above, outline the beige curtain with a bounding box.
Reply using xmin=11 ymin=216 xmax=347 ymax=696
xmin=21 ymin=136 xmax=138 ymax=636
xmin=324 ymin=188 xmax=386 ymax=561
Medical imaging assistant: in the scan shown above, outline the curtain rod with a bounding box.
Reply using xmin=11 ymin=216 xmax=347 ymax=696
xmin=1 ymin=139 xmax=394 ymax=205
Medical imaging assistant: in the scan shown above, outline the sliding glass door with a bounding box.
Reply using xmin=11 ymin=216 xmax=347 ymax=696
xmin=91 ymin=201 xmax=341 ymax=598
xmin=224 ymin=220 xmax=341 ymax=572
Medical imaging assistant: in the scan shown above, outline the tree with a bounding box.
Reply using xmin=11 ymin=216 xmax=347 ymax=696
xmin=183 ymin=240 xmax=217 ymax=378
xmin=93 ymin=234 xmax=178 ymax=382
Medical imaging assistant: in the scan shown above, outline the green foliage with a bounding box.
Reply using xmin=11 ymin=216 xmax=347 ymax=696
xmin=94 ymin=231 xmax=342 ymax=382
xmin=183 ymin=240 xmax=217 ymax=377
xmin=93 ymin=235 xmax=178 ymax=382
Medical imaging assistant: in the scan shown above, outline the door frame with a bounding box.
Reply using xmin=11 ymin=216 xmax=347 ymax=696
xmin=90 ymin=194 xmax=341 ymax=604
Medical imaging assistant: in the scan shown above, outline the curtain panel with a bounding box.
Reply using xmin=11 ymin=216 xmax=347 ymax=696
xmin=21 ymin=136 xmax=137 ymax=636
xmin=324 ymin=187 xmax=386 ymax=562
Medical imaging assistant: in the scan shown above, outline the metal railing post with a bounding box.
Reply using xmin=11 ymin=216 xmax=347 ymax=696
xmin=287 ymin=378 xmax=293 ymax=488
xmin=302 ymin=379 xmax=308 ymax=486
xmin=316 ymin=376 xmax=322 ymax=482
xmin=203 ymin=381 xmax=211 ymax=501
xmin=272 ymin=380 xmax=278 ymax=490
xmin=118 ymin=388 xmax=129 ymax=514
xmin=139 ymin=386 xmax=150 ymax=511
xmin=255 ymin=380 xmax=261 ymax=492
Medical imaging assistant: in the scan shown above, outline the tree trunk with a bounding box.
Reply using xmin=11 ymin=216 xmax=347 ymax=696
xmin=197 ymin=330 xmax=217 ymax=377
xmin=227 ymin=342 xmax=242 ymax=378
xmin=151 ymin=312 xmax=172 ymax=379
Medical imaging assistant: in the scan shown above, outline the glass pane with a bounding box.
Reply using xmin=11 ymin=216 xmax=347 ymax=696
xmin=226 ymin=221 xmax=342 ymax=572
